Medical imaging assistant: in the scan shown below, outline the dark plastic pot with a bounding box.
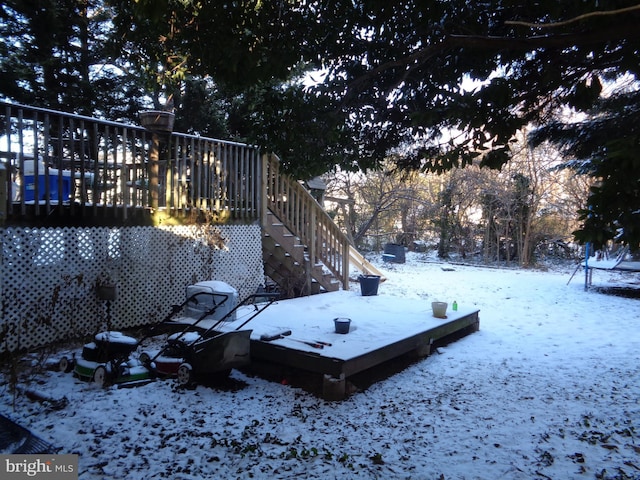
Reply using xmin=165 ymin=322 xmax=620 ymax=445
xmin=334 ymin=317 xmax=351 ymax=334
xmin=358 ymin=275 xmax=380 ymax=296
xmin=383 ymin=243 xmax=406 ymax=263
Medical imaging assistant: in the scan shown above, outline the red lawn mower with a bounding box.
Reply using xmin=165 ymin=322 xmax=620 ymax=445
xmin=139 ymin=281 xmax=279 ymax=386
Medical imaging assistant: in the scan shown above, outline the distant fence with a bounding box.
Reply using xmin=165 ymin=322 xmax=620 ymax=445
xmin=0 ymin=101 xmax=262 ymax=225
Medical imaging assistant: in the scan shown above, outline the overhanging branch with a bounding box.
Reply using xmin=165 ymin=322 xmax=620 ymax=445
xmin=505 ymin=4 xmax=640 ymax=29
xmin=344 ymin=22 xmax=640 ymax=103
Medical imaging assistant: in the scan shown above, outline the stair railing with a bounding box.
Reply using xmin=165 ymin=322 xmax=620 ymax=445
xmin=261 ymin=153 xmax=350 ymax=289
xmin=349 ymin=245 xmax=386 ymax=281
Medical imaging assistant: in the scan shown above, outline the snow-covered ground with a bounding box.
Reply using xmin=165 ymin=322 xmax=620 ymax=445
xmin=1 ymin=253 xmax=640 ymax=479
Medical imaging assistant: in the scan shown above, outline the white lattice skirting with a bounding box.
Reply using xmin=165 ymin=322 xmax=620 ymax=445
xmin=0 ymin=224 xmax=264 ymax=353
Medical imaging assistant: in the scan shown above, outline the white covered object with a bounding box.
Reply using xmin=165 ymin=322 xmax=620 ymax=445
xmin=184 ymin=281 xmax=238 ymax=322
xmin=94 ymin=331 xmax=138 ymax=345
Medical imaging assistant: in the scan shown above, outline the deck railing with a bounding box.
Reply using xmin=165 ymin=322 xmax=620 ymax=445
xmin=0 ymin=102 xmax=358 ymax=289
xmin=0 ymin=101 xmax=261 ymax=223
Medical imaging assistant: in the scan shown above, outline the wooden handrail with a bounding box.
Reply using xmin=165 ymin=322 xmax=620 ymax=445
xmin=349 ymin=245 xmax=387 ymax=282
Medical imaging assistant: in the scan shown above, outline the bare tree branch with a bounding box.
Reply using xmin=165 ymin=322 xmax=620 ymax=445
xmin=505 ymin=4 xmax=640 ymax=29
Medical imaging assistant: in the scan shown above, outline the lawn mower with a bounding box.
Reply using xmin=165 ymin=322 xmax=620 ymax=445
xmin=59 ymin=330 xmax=151 ymax=387
xmin=59 ymin=287 xmax=230 ymax=387
xmin=59 ymin=281 xmax=277 ymax=388
xmin=138 ymin=286 xmax=280 ymax=387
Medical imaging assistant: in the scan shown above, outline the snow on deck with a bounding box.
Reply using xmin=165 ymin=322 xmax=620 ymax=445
xmin=173 ymin=290 xmax=479 ymax=361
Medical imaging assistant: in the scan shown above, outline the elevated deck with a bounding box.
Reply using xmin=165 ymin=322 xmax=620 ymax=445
xmin=194 ymin=290 xmax=480 ymax=399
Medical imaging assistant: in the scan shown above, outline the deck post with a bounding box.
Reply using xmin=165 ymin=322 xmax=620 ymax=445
xmin=260 ymin=154 xmax=270 ymax=227
xmin=149 ymin=133 xmax=160 ymax=211
xmin=322 ymin=373 xmax=346 ymax=401
xmin=584 ymin=242 xmax=592 ymax=291
xmin=414 ymin=337 xmax=433 ymax=357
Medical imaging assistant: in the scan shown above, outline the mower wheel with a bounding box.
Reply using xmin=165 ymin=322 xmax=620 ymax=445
xmin=139 ymin=351 xmax=151 ymax=367
xmin=58 ymin=356 xmax=74 ymax=373
xmin=176 ymin=363 xmax=194 ymax=387
xmin=93 ymin=365 xmax=110 ymax=387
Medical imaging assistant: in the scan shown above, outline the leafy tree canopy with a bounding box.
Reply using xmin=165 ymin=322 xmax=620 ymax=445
xmin=0 ymin=0 xmax=150 ymax=120
xmin=530 ymin=88 xmax=640 ymax=250
xmin=107 ymin=1 xmax=638 ymax=167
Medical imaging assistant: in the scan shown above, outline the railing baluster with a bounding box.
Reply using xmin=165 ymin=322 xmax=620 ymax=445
xmin=2 ymin=105 xmax=14 ymax=210
xmin=17 ymin=108 xmax=25 ymax=215
xmin=66 ymin=116 xmax=74 ymax=212
xmin=33 ymin=110 xmax=44 ymax=214
xmin=231 ymin=143 xmax=237 ymax=215
xmin=101 ymin=124 xmax=110 ymax=215
xmin=43 ymin=113 xmax=55 ymax=209
xmin=123 ymin=134 xmax=130 ymax=213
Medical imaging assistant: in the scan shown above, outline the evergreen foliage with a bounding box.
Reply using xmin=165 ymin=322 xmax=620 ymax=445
xmin=2 ymin=0 xmax=639 ymax=249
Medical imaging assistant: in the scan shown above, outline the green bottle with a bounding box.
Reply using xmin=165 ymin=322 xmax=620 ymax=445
xmin=452 ymin=300 xmax=458 ymax=311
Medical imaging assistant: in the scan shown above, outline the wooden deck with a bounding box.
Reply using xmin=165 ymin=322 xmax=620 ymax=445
xmin=209 ymin=290 xmax=480 ymax=399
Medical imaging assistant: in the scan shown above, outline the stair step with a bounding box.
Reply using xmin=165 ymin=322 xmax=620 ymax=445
xmin=262 ymin=210 xmax=342 ymax=297
xmin=264 ymin=230 xmax=302 ymax=251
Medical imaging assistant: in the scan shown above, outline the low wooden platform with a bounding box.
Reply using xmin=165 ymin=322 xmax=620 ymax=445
xmin=210 ymin=290 xmax=480 ymax=399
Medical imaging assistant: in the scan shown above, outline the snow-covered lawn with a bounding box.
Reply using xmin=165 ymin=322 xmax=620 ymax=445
xmin=1 ymin=253 xmax=639 ymax=479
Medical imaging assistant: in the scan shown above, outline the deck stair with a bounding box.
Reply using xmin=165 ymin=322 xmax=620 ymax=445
xmin=260 ymin=154 xmax=387 ymax=298
xmin=260 ymin=154 xmax=353 ymax=298
xmin=262 ymin=211 xmax=340 ymax=297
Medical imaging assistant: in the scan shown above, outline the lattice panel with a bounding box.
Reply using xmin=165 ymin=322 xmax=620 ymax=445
xmin=0 ymin=225 xmax=264 ymax=353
